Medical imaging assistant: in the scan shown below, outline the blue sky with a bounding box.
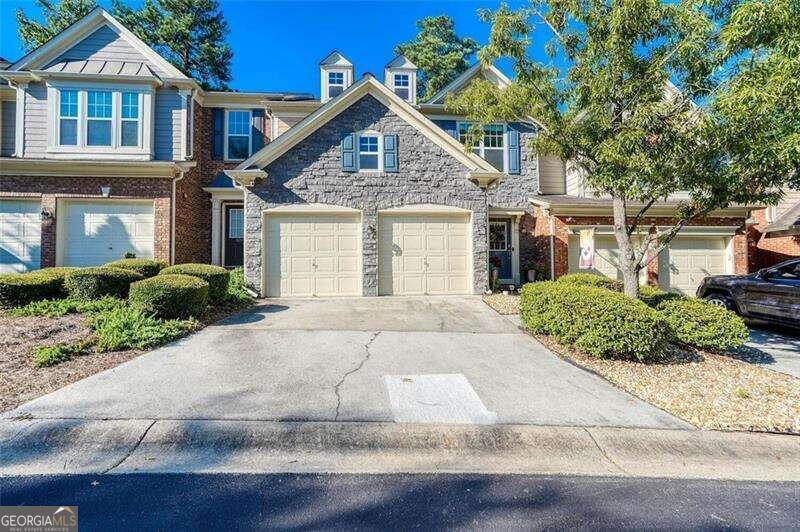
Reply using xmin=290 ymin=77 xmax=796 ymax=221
xmin=0 ymin=0 xmax=554 ymax=96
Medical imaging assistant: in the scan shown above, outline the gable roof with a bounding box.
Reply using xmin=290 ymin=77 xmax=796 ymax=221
xmin=764 ymin=201 xmax=800 ymax=235
xmin=385 ymin=55 xmax=417 ymax=70
xmin=426 ymin=63 xmax=511 ymax=105
xmin=9 ymin=7 xmax=187 ymax=80
xmin=319 ymin=51 xmax=353 ymax=67
xmin=232 ymin=74 xmax=502 ymax=185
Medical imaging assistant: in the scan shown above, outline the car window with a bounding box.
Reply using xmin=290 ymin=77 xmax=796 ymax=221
xmin=774 ymin=262 xmax=800 ymax=280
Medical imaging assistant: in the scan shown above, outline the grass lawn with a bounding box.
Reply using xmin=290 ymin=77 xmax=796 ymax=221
xmin=484 ymin=292 xmax=800 ymax=434
xmin=0 ymin=270 xmax=253 ymax=414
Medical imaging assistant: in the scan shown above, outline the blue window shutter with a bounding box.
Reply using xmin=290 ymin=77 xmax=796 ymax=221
xmin=383 ymin=134 xmax=398 ymax=172
xmin=341 ymin=133 xmax=357 ymax=172
xmin=432 ymin=119 xmax=458 ymax=140
xmin=251 ymin=109 xmax=265 ymax=152
xmin=508 ymin=125 xmax=521 ymax=175
xmin=212 ymin=108 xmax=224 ymax=160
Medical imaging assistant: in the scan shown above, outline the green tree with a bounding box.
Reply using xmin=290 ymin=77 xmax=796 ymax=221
xmin=396 ymin=15 xmax=479 ymax=102
xmin=112 ymin=0 xmax=233 ymax=90
xmin=16 ymin=0 xmax=97 ymax=51
xmin=448 ymin=0 xmax=799 ymax=297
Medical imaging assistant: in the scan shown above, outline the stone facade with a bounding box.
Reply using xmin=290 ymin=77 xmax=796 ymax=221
xmin=0 ymin=175 xmax=172 ymax=267
xmin=245 ymin=94 xmax=497 ymax=295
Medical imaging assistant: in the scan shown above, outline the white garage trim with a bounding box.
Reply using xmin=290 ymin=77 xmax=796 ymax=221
xmin=263 ymin=203 xmax=361 ymax=214
xmin=261 ymin=209 xmax=363 ymax=297
xmin=56 ymin=198 xmax=155 ymax=266
xmin=378 ymin=204 xmax=471 ymax=215
xmin=657 ymin=225 xmax=739 ymax=236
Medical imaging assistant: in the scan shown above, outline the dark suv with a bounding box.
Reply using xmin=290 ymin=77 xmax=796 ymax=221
xmin=696 ymin=258 xmax=800 ymax=329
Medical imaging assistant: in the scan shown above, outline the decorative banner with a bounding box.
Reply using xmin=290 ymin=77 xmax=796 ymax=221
xmin=579 ymin=228 xmax=595 ymax=269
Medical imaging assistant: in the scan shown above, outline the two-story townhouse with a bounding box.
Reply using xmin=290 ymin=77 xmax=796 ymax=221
xmin=1 ymin=8 xmax=761 ymax=298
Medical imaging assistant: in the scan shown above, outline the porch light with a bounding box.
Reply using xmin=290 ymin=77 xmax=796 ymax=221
xmin=101 ymin=186 xmax=111 ymax=197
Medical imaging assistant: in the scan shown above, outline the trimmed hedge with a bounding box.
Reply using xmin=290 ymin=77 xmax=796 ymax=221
xmin=65 ymin=267 xmax=144 ymax=300
xmin=656 ymin=298 xmax=749 ymax=351
xmin=160 ymin=263 xmax=229 ymax=300
xmin=520 ymin=281 xmax=669 ymax=361
xmin=104 ymin=258 xmax=166 ymax=278
xmin=555 ymin=273 xmax=623 ymax=292
xmin=0 ymin=272 xmax=63 ymax=308
xmin=128 ymin=274 xmax=209 ymax=319
xmin=638 ymin=285 xmax=684 ymax=308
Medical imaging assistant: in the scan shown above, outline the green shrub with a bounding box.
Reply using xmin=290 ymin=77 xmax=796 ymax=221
xmin=160 ymin=263 xmax=229 ymax=300
xmin=32 ymin=338 xmax=93 ymax=367
xmin=0 ymin=272 xmax=64 ymax=308
xmin=225 ymin=267 xmax=253 ymax=304
xmin=555 ymin=273 xmax=623 ymax=292
xmin=128 ymin=274 xmax=209 ymax=319
xmin=104 ymin=258 xmax=166 ymax=278
xmin=520 ymin=281 xmax=669 ymax=361
xmin=656 ymin=297 xmax=749 ymax=351
xmin=638 ymin=285 xmax=684 ymax=308
xmin=90 ymin=305 xmax=197 ymax=352
xmin=9 ymin=296 xmax=124 ymax=318
xmin=65 ymin=267 xmax=144 ymax=300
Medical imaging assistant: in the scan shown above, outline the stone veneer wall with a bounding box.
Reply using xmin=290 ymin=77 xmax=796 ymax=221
xmin=244 ymin=94 xmax=492 ymax=296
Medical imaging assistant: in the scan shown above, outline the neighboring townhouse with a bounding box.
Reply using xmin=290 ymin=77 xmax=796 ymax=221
xmin=749 ymin=190 xmax=800 ymax=270
xmin=0 ymin=8 xmax=764 ymax=298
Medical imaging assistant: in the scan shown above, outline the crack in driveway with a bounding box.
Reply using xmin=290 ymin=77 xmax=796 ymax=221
xmin=333 ymin=332 xmax=380 ymax=421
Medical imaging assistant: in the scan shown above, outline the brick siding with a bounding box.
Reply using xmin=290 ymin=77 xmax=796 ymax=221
xmin=1 ymin=175 xmax=172 ymax=267
xmin=748 ymin=208 xmax=800 ymax=270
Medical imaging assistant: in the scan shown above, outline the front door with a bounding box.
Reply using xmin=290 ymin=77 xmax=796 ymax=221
xmin=224 ymin=204 xmax=244 ymax=267
xmin=489 ymin=219 xmax=512 ymax=281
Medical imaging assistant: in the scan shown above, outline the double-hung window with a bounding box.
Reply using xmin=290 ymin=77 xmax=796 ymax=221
xmin=58 ymin=89 xmax=78 ymax=146
xmin=459 ymin=122 xmax=506 ymax=172
xmin=86 ymin=90 xmax=113 ymax=146
xmin=358 ymin=134 xmax=380 ymax=170
xmin=226 ymin=110 xmax=251 ymax=160
xmin=328 ymin=71 xmax=345 ymax=98
xmin=120 ymin=92 xmax=140 ymax=147
xmin=393 ymin=74 xmax=410 ymax=101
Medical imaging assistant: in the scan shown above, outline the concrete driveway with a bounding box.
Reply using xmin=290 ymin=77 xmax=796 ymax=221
xmin=732 ymin=327 xmax=800 ymax=378
xmin=4 ymin=297 xmax=688 ymax=429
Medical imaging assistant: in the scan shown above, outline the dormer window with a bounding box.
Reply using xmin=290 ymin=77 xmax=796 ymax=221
xmin=358 ymin=134 xmax=381 ymax=171
xmin=328 ymin=71 xmax=345 ymax=99
xmin=393 ymin=74 xmax=410 ymax=101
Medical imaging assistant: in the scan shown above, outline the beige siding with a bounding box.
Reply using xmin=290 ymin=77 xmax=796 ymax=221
xmin=154 ymin=88 xmax=183 ymax=161
xmin=48 ymin=25 xmax=163 ymax=75
xmin=777 ymin=188 xmax=800 ymax=218
xmin=1 ymin=100 xmax=15 ymax=156
xmin=273 ymin=114 xmax=304 ymax=137
xmin=538 ymin=156 xmax=566 ymax=194
xmin=23 ymin=83 xmax=48 ymax=158
xmin=565 ymin=160 xmax=588 ymax=197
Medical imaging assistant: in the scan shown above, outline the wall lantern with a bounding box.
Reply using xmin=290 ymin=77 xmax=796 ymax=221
xmin=100 ymin=186 xmax=111 ymax=197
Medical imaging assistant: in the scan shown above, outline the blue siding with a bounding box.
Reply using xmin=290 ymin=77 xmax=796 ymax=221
xmin=154 ymin=88 xmax=183 ymax=161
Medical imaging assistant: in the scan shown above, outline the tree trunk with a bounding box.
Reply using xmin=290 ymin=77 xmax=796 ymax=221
xmin=611 ymin=195 xmax=641 ymax=299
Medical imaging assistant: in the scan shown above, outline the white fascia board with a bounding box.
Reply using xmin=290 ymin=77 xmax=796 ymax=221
xmin=10 ymin=8 xmax=188 ymax=81
xmin=263 ymin=203 xmax=361 ymax=214
xmin=319 ymin=51 xmax=353 ymax=67
xmin=427 ymin=63 xmax=512 ymax=105
xmin=379 ymin=204 xmax=471 ymax=214
xmin=237 ymin=76 xmax=498 ymax=174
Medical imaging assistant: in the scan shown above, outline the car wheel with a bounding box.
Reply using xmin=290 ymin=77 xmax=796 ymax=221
xmin=705 ymin=293 xmax=733 ymax=311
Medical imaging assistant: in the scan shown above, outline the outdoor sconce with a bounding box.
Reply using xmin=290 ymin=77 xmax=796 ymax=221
xmin=40 ymin=209 xmax=53 ymax=221
xmin=101 ymin=186 xmax=111 ymax=197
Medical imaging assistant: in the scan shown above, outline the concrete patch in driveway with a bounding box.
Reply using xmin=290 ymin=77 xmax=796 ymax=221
xmin=384 ymin=374 xmax=498 ymax=424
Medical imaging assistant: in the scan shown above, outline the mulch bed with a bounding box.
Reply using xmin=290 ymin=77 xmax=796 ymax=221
xmin=483 ymin=293 xmax=800 ymax=433
xmin=0 ymin=301 xmax=253 ymax=414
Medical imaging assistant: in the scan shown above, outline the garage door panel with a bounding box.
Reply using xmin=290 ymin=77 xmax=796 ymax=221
xmin=378 ymin=213 xmax=471 ymax=296
xmin=661 ymin=236 xmax=729 ymax=295
xmin=264 ymin=213 xmax=362 ymax=297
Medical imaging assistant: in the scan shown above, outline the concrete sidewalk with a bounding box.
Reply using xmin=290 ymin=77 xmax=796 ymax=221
xmin=1 ymin=418 xmax=798 ymax=481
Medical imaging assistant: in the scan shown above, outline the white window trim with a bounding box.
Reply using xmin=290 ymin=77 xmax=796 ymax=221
xmin=457 ymin=121 xmax=508 ymax=173
xmin=320 ymin=67 xmax=352 ymax=103
xmin=357 ymin=130 xmax=383 ymax=173
xmin=57 ymin=88 xmax=79 ymax=147
xmin=85 ymin=89 xmax=114 ymax=148
xmin=224 ymin=109 xmax=253 ymax=162
xmin=385 ymin=69 xmax=417 ymax=104
xmin=46 ymin=80 xmax=153 ymax=160
xmin=120 ymin=91 xmax=142 ymax=148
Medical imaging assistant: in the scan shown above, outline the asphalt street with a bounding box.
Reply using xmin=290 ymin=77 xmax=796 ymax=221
xmin=2 ymin=473 xmax=798 ymax=530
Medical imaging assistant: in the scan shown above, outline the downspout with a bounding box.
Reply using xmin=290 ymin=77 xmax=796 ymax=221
xmin=170 ymin=168 xmax=187 ymax=265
